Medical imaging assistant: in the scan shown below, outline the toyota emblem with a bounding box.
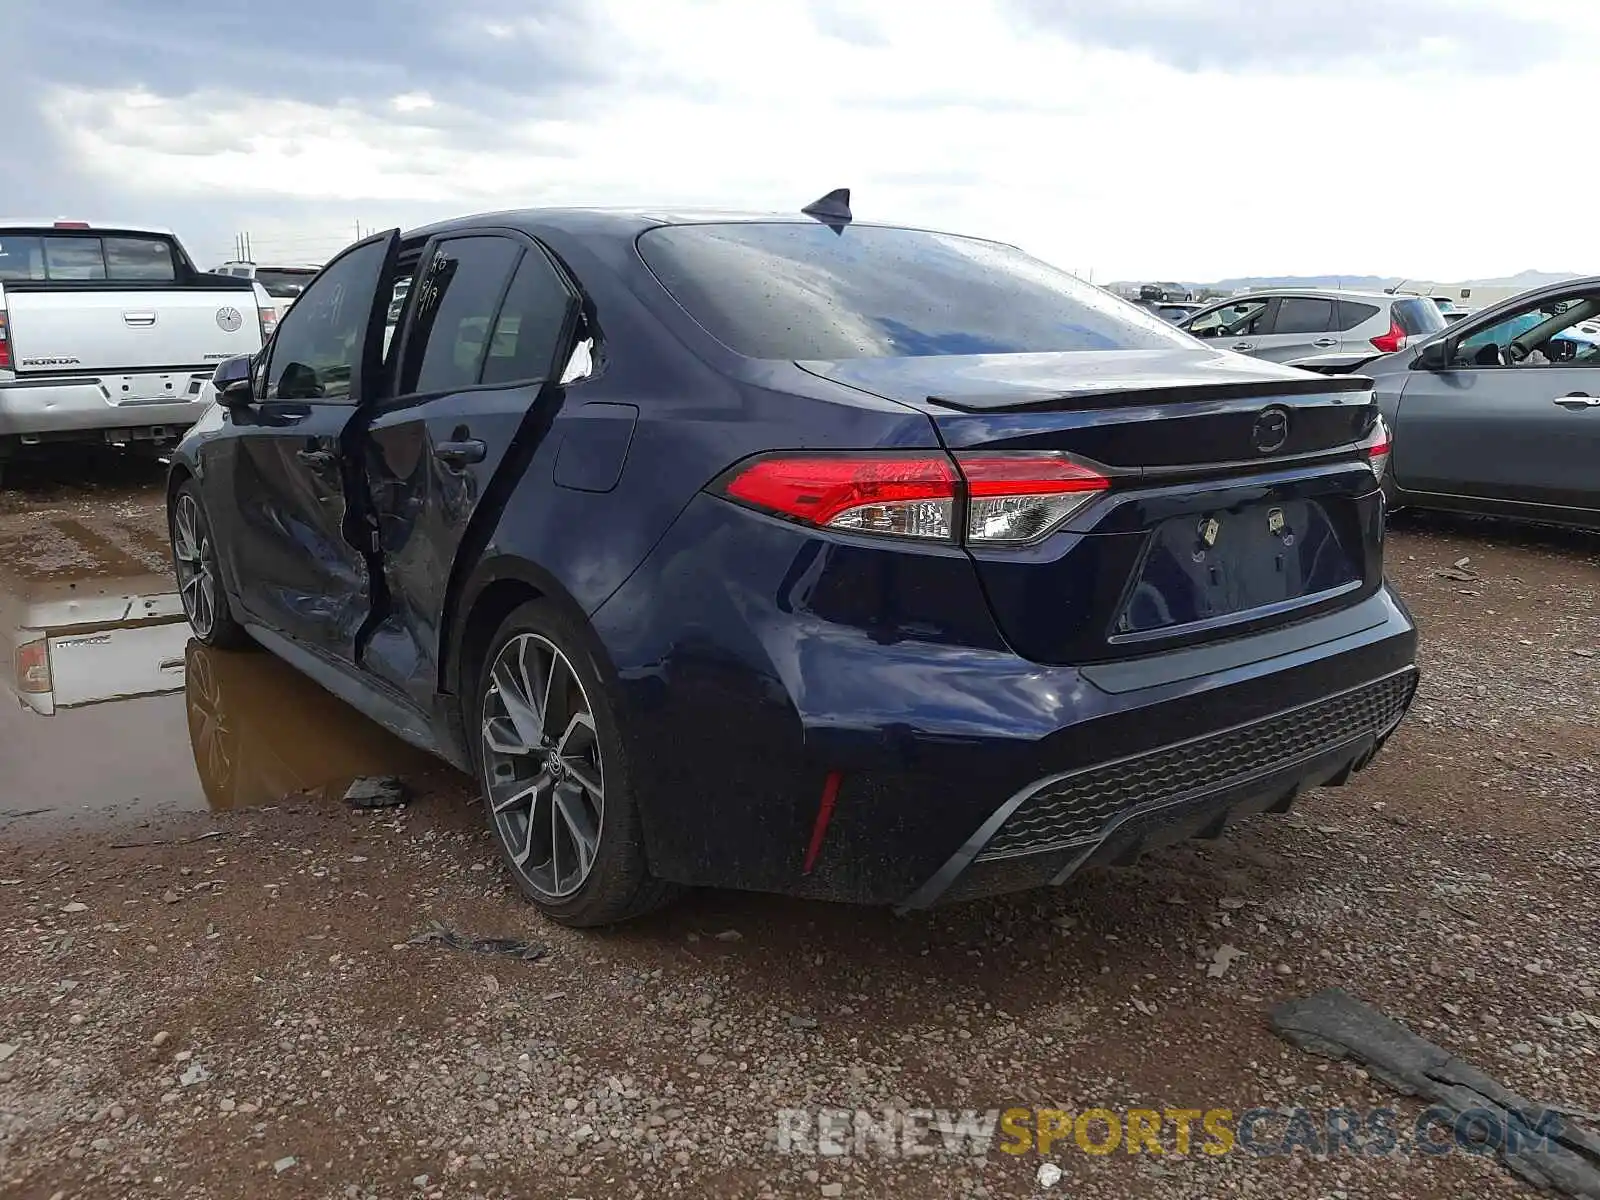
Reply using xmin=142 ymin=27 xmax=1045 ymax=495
xmin=1251 ymin=406 xmax=1290 ymax=454
xmin=216 ymin=306 xmax=243 ymax=333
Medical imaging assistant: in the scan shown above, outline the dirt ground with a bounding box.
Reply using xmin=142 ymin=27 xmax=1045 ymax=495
xmin=1 ymin=449 xmax=1596 ymax=1200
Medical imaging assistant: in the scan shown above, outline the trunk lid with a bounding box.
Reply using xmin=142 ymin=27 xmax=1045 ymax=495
xmin=798 ymin=349 xmax=1385 ymax=665
xmin=2 ymin=286 xmax=263 ymax=374
xmin=798 ymin=348 xmax=1374 ymax=462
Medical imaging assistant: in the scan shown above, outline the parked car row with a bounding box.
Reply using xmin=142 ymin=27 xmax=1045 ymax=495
xmin=1177 ymin=289 xmax=1448 ymax=372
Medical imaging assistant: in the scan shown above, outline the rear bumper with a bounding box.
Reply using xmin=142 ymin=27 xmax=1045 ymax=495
xmin=901 ymin=665 xmax=1416 ymax=908
xmin=0 ymin=371 xmax=213 ymax=438
xmin=592 ymin=490 xmax=1421 ymax=906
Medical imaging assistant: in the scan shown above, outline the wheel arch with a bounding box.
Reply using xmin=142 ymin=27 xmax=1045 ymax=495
xmin=443 ymin=553 xmax=595 ymax=704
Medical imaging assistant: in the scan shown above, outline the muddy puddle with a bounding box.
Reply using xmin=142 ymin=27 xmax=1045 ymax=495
xmin=1 ymin=564 xmax=447 ymax=836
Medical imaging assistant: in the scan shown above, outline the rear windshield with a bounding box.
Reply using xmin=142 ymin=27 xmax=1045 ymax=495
xmin=638 ymin=223 xmax=1191 ymax=359
xmin=1392 ymin=297 xmax=1447 ymax=336
xmin=254 ymin=268 xmax=318 ymax=299
xmin=0 ymin=232 xmax=178 ymax=282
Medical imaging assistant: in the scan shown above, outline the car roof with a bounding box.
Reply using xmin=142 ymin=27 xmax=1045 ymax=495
xmin=400 ymin=207 xmax=1017 ymax=249
xmin=0 ymin=218 xmax=178 ymax=236
xmin=1224 ymin=288 xmax=1397 ymax=302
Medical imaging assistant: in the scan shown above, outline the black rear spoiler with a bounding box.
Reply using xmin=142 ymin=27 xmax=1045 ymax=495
xmin=926 ymin=373 xmax=1373 ymax=414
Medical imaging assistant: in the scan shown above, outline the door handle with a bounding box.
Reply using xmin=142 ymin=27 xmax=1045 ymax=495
xmin=295 ymin=448 xmax=338 ymax=469
xmin=1231 ymin=342 xmax=1255 ymax=352
xmin=434 ymin=438 xmax=487 ymax=467
xmin=1554 ymin=392 xmax=1600 ymax=410
xmin=1312 ymin=337 xmax=1338 ymax=348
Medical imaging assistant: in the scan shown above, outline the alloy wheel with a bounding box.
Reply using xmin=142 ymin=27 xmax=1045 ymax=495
xmin=481 ymin=633 xmax=606 ymax=899
xmin=172 ymin=493 xmax=217 ymax=639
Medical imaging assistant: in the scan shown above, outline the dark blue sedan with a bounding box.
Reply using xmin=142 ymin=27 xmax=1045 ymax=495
xmin=166 ymin=197 xmax=1418 ymax=925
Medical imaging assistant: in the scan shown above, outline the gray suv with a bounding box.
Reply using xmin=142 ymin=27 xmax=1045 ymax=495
xmin=1178 ymin=289 xmax=1446 ymax=373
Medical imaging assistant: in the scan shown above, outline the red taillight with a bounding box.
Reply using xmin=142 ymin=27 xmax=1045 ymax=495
xmin=1369 ymin=315 xmax=1407 ymax=354
xmin=956 ymin=452 xmax=1111 ymax=544
xmin=721 ymin=453 xmax=958 ymax=540
xmin=258 ymin=306 xmax=277 ymax=341
xmin=1365 ymin=417 xmax=1391 ymax=482
xmin=17 ymin=639 xmax=50 ymax=693
xmin=716 ymin=451 xmax=1112 ymax=545
xmin=53 ymin=220 xmax=91 ymax=229
xmin=0 ymin=312 xmax=10 ymax=371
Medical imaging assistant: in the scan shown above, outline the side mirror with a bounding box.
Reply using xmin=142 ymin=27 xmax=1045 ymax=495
xmin=212 ymin=354 xmax=255 ymax=408
xmin=1413 ymin=340 xmax=1450 ymax=371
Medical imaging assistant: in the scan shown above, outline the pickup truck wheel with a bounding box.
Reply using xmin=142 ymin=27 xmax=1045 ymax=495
xmin=474 ymin=601 xmax=675 ymax=927
xmin=170 ymin=482 xmax=250 ymax=649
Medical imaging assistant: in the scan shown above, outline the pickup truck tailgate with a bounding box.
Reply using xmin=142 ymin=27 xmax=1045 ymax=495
xmin=4 ymin=287 xmax=261 ymax=374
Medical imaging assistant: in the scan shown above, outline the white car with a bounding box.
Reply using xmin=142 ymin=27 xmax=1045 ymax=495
xmin=1 ymin=220 xmax=277 ymax=482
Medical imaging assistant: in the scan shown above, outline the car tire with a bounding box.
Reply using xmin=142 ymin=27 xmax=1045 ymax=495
xmin=169 ymin=480 xmax=251 ymax=649
xmin=473 ymin=600 xmax=675 ymax=927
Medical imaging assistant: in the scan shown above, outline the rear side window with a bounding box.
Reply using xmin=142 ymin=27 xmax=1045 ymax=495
xmin=408 ymin=236 xmax=522 ymax=395
xmin=638 ymin=222 xmax=1189 ymax=359
xmin=1393 ymin=298 xmax=1447 ymax=336
xmin=481 ymin=249 xmax=574 ymax=386
xmin=0 ymin=233 xmax=176 ymax=282
xmin=1334 ymin=300 xmax=1379 ymax=330
xmin=1272 ymin=297 xmax=1336 ymax=334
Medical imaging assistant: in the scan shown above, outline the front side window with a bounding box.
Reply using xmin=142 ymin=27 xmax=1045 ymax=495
xmin=265 ymin=238 xmax=389 ymax=403
xmin=639 ymin=222 xmax=1189 ymax=359
xmin=1453 ymin=294 xmax=1600 ymax=367
xmin=1187 ymin=298 xmax=1270 ymax=339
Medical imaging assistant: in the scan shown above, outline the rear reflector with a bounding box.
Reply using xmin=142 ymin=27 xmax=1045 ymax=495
xmin=716 ymin=450 xmax=1112 ymax=545
xmin=956 ymin=452 xmax=1111 ymax=545
xmin=17 ymin=638 xmax=50 ymax=693
xmin=720 ymin=454 xmax=958 ymax=540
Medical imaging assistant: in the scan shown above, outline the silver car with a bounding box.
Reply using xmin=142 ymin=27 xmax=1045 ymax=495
xmin=1179 ymin=289 xmax=1446 ymax=373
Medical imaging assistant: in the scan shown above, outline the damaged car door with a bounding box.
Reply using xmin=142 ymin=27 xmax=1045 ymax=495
xmin=358 ymin=231 xmax=583 ymax=714
xmin=218 ymin=230 xmax=401 ymax=663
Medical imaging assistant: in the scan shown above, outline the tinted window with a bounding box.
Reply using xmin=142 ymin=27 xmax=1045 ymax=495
xmin=1272 ymin=297 xmax=1335 ymax=334
xmin=1334 ymin=300 xmax=1379 ymax=331
xmin=102 ymin=237 xmax=176 ymax=281
xmin=481 ymin=249 xmax=573 ymax=386
xmin=266 ymin=238 xmax=388 ymax=404
xmin=1393 ymin=298 xmax=1447 ymax=336
xmin=254 ymin=268 xmax=317 ymax=299
xmin=638 ymin=223 xmax=1189 ymax=359
xmin=410 ymin=237 xmax=522 ymax=394
xmin=44 ymin=237 xmax=107 ymax=280
xmin=0 ymin=233 xmax=177 ymax=281
xmin=0 ymin=236 xmax=45 ymax=281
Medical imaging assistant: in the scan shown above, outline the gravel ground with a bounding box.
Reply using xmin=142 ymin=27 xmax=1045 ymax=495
xmin=1 ymin=459 xmax=1596 ymax=1200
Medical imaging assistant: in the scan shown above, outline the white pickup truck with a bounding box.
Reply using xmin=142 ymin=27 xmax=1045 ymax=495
xmin=0 ymin=220 xmax=279 ymax=482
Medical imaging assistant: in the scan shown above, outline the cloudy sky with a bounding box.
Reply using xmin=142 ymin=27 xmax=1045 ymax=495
xmin=4 ymin=0 xmax=1593 ymax=282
